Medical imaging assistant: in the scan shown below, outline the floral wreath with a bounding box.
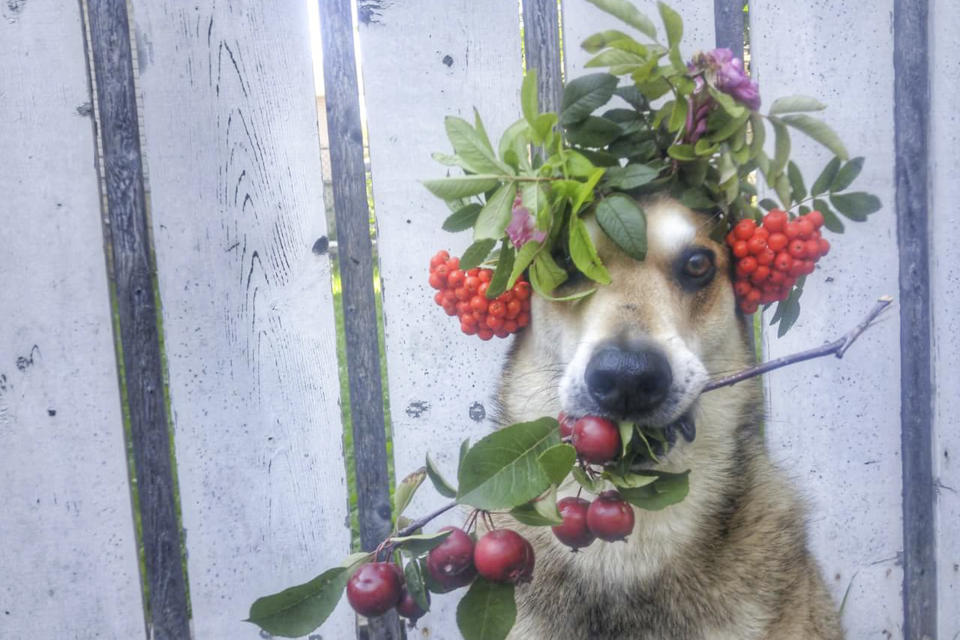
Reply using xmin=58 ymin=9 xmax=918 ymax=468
xmin=423 ymin=1 xmax=880 ymax=338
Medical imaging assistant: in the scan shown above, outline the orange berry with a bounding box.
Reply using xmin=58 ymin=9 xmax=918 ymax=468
xmin=807 ymin=211 xmax=825 ymax=228
xmin=796 ymin=219 xmax=814 ymax=238
xmin=768 ymin=233 xmax=788 ymax=252
xmin=734 ymin=219 xmax=757 ymax=240
xmin=733 ymin=241 xmax=750 ymax=258
xmin=763 ymin=210 xmax=788 ymax=232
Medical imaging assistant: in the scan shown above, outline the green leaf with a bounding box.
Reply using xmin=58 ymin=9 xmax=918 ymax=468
xmin=533 ymin=113 xmax=558 ymax=142
xmin=560 ymin=73 xmax=619 ymax=126
xmin=748 ymin=113 xmax=766 ymax=159
xmin=487 ymin=241 xmax=516 ymax=299
xmin=569 ymin=216 xmax=612 ymax=284
xmin=595 ymin=194 xmax=647 ymax=260
xmin=813 ymin=198 xmax=845 ymax=233
xmin=508 ymin=240 xmax=542 ymax=289
xmin=582 ymin=29 xmax=635 ymax=53
xmin=535 ymin=287 xmax=598 ymax=302
xmin=667 ymin=143 xmax=697 ymax=161
xmin=474 ymin=183 xmax=518 ymax=241
xmin=787 ymin=161 xmax=807 ymax=203
xmin=708 ymin=86 xmax=746 ymax=118
xmin=775 ymin=173 xmax=792 ymax=210
xmin=537 ymin=443 xmax=577 ymax=485
xmin=617 ymin=420 xmax=636 ymax=457
xmin=457 ymin=579 xmax=517 ymax=640
xmin=606 ymin=471 xmax=659 ymax=489
xmin=459 ymin=439 xmax=470 ymax=473
xmin=426 ymin=454 xmax=457 ymax=498
xmin=776 ymin=288 xmax=801 ymax=337
xmin=767 ymin=95 xmax=827 ymax=115
xmin=829 ymin=192 xmax=881 ymax=220
xmin=667 ymin=95 xmax=688 ymax=133
xmin=529 ymin=251 xmax=568 ymax=295
xmin=618 ymin=471 xmax=689 ymax=510
xmin=247 ymin=567 xmax=348 ymax=638
xmin=571 ymin=167 xmax=607 ymax=214
xmin=830 ymin=156 xmax=864 ymax=192
xmin=810 ymin=157 xmax=842 ymax=196
xmin=404 ymin=559 xmax=430 ymax=611
xmin=602 ymin=164 xmax=658 ymax=190
xmin=510 ymin=497 xmax=564 ymax=526
xmin=390 ymin=530 xmax=453 ymax=555
xmin=522 ymin=69 xmax=538 ymax=125
xmin=564 ymin=115 xmax=624 ymax=147
xmin=585 ymin=0 xmax=657 ymax=39
xmin=395 ymin=468 xmax=426 ymax=519
xmin=474 ymin=108 xmax=495 ymax=154
xmin=446 ymin=116 xmax=512 ymax=175
xmin=423 ymin=175 xmax=501 ymax=200
xmin=779 ymin=114 xmax=849 ymax=161
xmin=708 ymin=110 xmax=751 ymax=143
xmin=758 ymin=198 xmax=779 ymax=211
xmin=498 ymin=118 xmax=532 ymax=166
xmin=572 ymin=466 xmax=604 ymax=493
xmin=443 ymin=203 xmax=483 ymax=232
xmin=457 ymin=417 xmax=561 ymax=510
xmin=585 ymin=48 xmax=646 ymax=69
xmin=657 ymin=2 xmax=683 ymax=47
xmin=614 ymin=84 xmax=648 ymax=110
xmin=771 ymin=120 xmax=790 ymax=176
xmin=432 ymin=152 xmax=469 ymax=168
xmin=460 ymin=239 xmax=497 ymax=270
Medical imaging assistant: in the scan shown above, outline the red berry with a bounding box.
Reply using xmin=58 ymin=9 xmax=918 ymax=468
xmin=734 ymin=219 xmax=757 ymax=240
xmin=486 ymin=315 xmax=504 ymax=330
xmin=464 ymin=276 xmax=481 ymax=293
xmin=513 ymin=281 xmax=531 ymax=300
xmin=767 ymin=232 xmax=788 ymax=252
xmin=477 ymin=329 xmax=494 ymax=341
xmin=396 ymin=588 xmax=429 ymax=622
xmin=763 ymin=210 xmax=788 ymax=232
xmin=430 ymin=251 xmax=450 ymax=270
xmin=757 ymin=247 xmax=776 ymax=266
xmin=774 ymin=252 xmax=793 ymax=272
xmin=447 ymin=269 xmax=465 ymax=289
xmin=506 ymin=299 xmax=522 ymax=319
xmin=552 ymin=497 xmax=596 ymax=550
xmin=747 ymin=236 xmax=767 ymax=255
xmin=736 ymin=256 xmax=758 ymax=276
xmin=746 ymin=288 xmax=762 ymax=305
xmin=488 ymin=301 xmax=506 ymax=318
xmin=785 ymin=221 xmax=802 ymax=239
xmin=807 ymin=210 xmax=825 ymax=228
xmin=473 ymin=530 xmax=534 ymax=584
xmin=558 ymin=412 xmax=576 ymax=439
xmin=429 ymin=273 xmax=446 ymax=290
xmin=805 ymin=239 xmax=821 ymax=259
xmin=346 ymin=562 xmax=403 ymax=617
xmin=470 ymin=295 xmax=488 ymax=314
xmin=503 ymin=319 xmax=519 ymax=333
xmin=478 ymin=269 xmax=492 ymax=282
xmin=517 ymin=312 xmax=530 ymax=328
xmin=426 ymin=527 xmax=477 ymax=591
xmin=750 ymin=265 xmax=771 ymax=284
xmin=818 ymin=238 xmax=831 ymax=256
xmin=725 ymin=230 xmax=737 ymax=246
xmin=741 ymin=300 xmax=759 ymax=314
xmin=572 ymin=416 xmax=621 ymax=464
xmin=788 ymin=239 xmax=807 ymax=259
xmin=732 ymin=241 xmax=749 ymax=258
xmin=796 ymin=219 xmax=814 ymax=238
xmin=734 ymin=280 xmax=752 ymax=298
xmin=586 ymin=491 xmax=635 ymax=542
xmin=433 ymin=291 xmax=445 ymax=306
xmin=461 ymin=322 xmax=477 ymax=335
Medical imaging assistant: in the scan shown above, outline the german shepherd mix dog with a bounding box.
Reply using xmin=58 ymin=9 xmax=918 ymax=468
xmin=497 ymin=197 xmax=843 ymax=639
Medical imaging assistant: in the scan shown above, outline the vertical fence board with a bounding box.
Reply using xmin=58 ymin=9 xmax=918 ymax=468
xmin=561 ymin=0 xmax=716 ymax=75
xmin=0 ymin=2 xmax=144 ymax=638
xmin=357 ymin=2 xmax=523 ymax=636
xmin=750 ymin=2 xmax=903 ymax=636
xmin=128 ymin=3 xmax=353 ymax=637
xmin=931 ymin=0 xmax=960 ymax=634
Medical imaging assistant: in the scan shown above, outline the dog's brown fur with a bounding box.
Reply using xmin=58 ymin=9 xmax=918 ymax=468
xmin=495 ymin=198 xmax=843 ymax=639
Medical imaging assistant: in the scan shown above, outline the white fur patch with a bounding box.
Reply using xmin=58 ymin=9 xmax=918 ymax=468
xmin=650 ymin=208 xmax=696 ymax=254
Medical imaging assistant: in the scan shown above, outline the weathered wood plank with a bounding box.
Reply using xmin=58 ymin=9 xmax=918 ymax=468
xmin=750 ymin=2 xmax=904 ymax=636
xmin=356 ymin=2 xmax=523 ymax=636
xmin=562 ymin=0 xmax=716 ymax=75
xmin=82 ymin=1 xmax=191 ymax=637
xmin=713 ymin=0 xmax=744 ymax=54
xmin=894 ymin=2 xmax=937 ymax=637
xmin=128 ymin=2 xmax=354 ymax=637
xmin=930 ymin=0 xmax=959 ymax=634
xmin=523 ymin=0 xmax=564 ymax=114
xmin=0 ymin=3 xmax=145 ymax=638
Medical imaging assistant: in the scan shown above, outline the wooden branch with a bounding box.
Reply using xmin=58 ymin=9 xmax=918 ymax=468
xmin=702 ymin=296 xmax=893 ymax=392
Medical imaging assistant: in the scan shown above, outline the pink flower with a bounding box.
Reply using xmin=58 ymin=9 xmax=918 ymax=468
xmin=506 ymin=196 xmax=546 ymax=248
xmin=690 ymin=48 xmax=761 ymax=111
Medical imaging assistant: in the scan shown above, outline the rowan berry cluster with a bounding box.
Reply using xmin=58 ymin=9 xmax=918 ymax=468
xmin=429 ymin=250 xmax=532 ymax=339
xmin=725 ymin=210 xmax=831 ymax=314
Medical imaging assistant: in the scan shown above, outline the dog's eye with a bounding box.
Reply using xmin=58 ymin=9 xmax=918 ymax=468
xmin=676 ymin=248 xmax=716 ymax=290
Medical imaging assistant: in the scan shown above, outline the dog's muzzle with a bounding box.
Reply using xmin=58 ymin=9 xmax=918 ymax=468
xmin=584 ymin=345 xmax=673 ymax=417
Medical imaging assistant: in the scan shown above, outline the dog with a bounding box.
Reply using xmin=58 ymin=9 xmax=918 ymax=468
xmin=495 ymin=196 xmax=843 ymax=639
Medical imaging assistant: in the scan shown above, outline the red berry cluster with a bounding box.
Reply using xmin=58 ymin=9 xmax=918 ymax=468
xmin=724 ymin=210 xmax=831 ymax=314
xmin=346 ymin=526 xmax=536 ymax=621
xmin=429 ymin=250 xmax=531 ymax=340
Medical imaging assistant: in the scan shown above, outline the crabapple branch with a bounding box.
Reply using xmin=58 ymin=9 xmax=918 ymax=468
xmin=702 ymin=296 xmax=893 ymax=392
xmin=395 ymin=501 xmax=458 ymax=539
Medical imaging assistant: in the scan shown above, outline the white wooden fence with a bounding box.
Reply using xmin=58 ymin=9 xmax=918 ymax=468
xmin=0 ymin=0 xmax=956 ymax=639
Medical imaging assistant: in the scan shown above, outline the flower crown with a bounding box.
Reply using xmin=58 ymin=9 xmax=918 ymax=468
xmin=423 ymin=1 xmax=880 ymax=335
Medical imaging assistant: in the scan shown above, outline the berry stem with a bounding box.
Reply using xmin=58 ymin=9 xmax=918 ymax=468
xmin=702 ymin=296 xmax=893 ymax=392
xmin=394 ymin=501 xmax=458 ymax=539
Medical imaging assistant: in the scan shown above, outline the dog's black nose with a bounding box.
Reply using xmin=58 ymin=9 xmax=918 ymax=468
xmin=585 ymin=346 xmax=673 ymax=415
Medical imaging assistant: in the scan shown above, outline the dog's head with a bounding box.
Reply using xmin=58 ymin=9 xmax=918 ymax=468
xmin=520 ymin=196 xmax=751 ymax=431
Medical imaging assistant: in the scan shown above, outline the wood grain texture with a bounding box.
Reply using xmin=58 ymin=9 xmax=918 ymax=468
xmin=0 ymin=3 xmax=145 ymax=638
xmin=713 ymin=0 xmax=744 ymax=54
xmin=523 ymin=0 xmax=564 ymax=114
xmin=83 ymin=1 xmax=191 ymax=637
xmin=129 ymin=2 xmax=354 ymax=637
xmin=894 ymin=2 xmax=937 ymax=637
xmin=931 ymin=1 xmax=960 ymax=634
xmin=750 ymin=1 xmax=904 ymax=636
xmin=356 ymin=1 xmax=523 ymax=636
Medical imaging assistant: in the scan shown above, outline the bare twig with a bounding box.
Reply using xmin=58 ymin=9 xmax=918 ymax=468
xmin=394 ymin=501 xmax=457 ymax=539
xmin=702 ymin=296 xmax=893 ymax=392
